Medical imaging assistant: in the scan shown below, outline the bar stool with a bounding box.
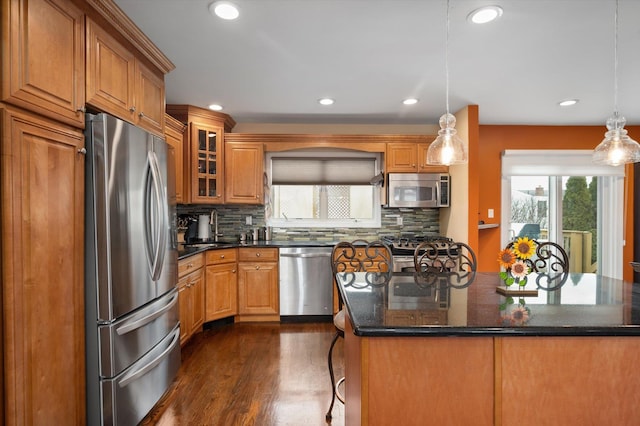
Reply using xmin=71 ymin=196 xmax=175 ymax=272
xmin=325 ymin=240 xmax=393 ymax=422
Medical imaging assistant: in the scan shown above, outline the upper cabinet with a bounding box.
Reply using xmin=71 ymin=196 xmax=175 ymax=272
xmin=386 ymin=141 xmax=449 ymax=174
xmin=166 ymin=105 xmax=236 ymax=204
xmin=86 ymin=18 xmax=165 ymax=136
xmin=165 ymin=114 xmax=185 ymax=203
xmin=224 ymin=141 xmax=264 ymax=204
xmin=2 ymin=0 xmax=86 ymax=127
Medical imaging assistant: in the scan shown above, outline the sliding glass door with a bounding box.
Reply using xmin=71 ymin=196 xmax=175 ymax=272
xmin=507 ymin=175 xmax=597 ymax=274
xmin=501 ymin=150 xmax=624 ymax=278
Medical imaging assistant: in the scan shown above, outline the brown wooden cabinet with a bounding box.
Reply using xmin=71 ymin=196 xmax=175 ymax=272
xmin=225 ymin=142 xmax=264 ymax=204
xmin=86 ymin=18 xmax=165 ymax=136
xmin=165 ymin=114 xmax=185 ymax=203
xmin=1 ymin=105 xmax=86 ymax=425
xmin=1 ymin=1 xmax=174 ymax=423
xmin=178 ymin=254 xmax=205 ymax=346
xmin=2 ymin=0 xmax=86 ymax=127
xmin=205 ymin=249 xmax=238 ymax=321
xmin=237 ymin=248 xmax=279 ymax=321
xmin=166 ymin=105 xmax=236 ymax=204
xmin=386 ymin=142 xmax=449 ymax=173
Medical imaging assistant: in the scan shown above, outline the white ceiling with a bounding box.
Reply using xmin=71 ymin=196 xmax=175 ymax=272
xmin=114 ymin=0 xmax=640 ymax=127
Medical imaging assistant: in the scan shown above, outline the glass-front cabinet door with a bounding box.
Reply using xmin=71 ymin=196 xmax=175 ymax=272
xmin=190 ymin=122 xmax=224 ymax=203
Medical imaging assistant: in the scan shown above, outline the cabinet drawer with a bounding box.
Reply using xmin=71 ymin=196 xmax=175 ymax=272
xmin=238 ymin=247 xmax=278 ymax=262
xmin=206 ymin=248 xmax=237 ymax=264
xmin=178 ymin=253 xmax=204 ymax=277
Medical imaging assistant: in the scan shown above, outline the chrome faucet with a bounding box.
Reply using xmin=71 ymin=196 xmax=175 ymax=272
xmin=210 ymin=210 xmax=221 ymax=242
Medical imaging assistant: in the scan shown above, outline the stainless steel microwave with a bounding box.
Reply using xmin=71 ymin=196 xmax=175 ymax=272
xmin=387 ymin=173 xmax=450 ymax=208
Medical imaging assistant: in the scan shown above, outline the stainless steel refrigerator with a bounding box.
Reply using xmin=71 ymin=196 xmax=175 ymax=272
xmin=84 ymin=113 xmax=180 ymax=426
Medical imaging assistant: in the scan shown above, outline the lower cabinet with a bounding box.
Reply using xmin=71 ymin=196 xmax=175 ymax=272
xmin=205 ymin=248 xmax=238 ymax=321
xmin=237 ymin=248 xmax=279 ymax=321
xmin=178 ymin=254 xmax=205 ymax=346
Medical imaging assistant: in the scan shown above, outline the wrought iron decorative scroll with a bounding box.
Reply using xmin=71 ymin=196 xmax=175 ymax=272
xmin=413 ymin=241 xmax=477 ymax=289
xmin=332 ymin=240 xmax=393 ymax=289
xmin=506 ymin=240 xmax=569 ymax=291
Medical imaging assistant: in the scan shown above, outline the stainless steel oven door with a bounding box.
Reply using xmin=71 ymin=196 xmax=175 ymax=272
xmin=393 ymin=255 xmax=416 ymax=273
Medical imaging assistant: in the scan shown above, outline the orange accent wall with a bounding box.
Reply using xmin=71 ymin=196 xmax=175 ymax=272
xmin=476 ymin=125 xmax=637 ymax=281
xmin=467 ymin=106 xmax=480 ymax=253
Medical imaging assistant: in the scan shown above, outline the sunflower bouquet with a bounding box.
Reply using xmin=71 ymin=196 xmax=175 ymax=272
xmin=497 ymin=237 xmax=537 ymax=287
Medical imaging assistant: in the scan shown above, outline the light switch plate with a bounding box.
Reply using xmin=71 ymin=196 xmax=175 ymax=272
xmin=488 ymin=209 xmax=494 ymax=219
xmin=246 ymin=216 xmax=252 ymax=225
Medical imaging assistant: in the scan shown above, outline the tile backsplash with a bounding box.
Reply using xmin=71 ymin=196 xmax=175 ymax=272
xmin=178 ymin=205 xmax=440 ymax=242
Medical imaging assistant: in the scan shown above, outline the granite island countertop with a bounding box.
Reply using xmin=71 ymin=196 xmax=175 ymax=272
xmin=338 ymin=271 xmax=640 ymax=337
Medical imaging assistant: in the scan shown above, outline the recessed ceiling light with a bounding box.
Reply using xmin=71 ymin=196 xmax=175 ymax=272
xmin=467 ymin=6 xmax=503 ymax=24
xmin=558 ymin=99 xmax=579 ymax=107
xmin=403 ymin=98 xmax=419 ymax=105
xmin=209 ymin=1 xmax=239 ymax=20
xmin=208 ymin=104 xmax=223 ymax=111
xmin=318 ymin=98 xmax=334 ymax=106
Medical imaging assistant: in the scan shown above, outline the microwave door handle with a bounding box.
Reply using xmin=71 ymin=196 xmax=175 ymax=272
xmin=434 ymin=182 xmax=439 ymax=205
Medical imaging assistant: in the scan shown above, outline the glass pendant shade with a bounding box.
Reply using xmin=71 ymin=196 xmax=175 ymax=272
xmin=593 ymin=113 xmax=640 ymax=166
xmin=427 ymin=113 xmax=468 ymax=165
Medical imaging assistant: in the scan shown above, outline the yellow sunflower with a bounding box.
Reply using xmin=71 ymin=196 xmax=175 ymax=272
xmin=513 ymin=237 xmax=536 ymax=259
xmin=497 ymin=248 xmax=516 ymax=269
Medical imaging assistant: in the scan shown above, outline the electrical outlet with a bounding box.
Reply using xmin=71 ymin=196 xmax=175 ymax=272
xmin=246 ymin=216 xmax=252 ymax=225
xmin=397 ymin=216 xmax=403 ymax=226
xmin=488 ymin=209 xmax=494 ymax=219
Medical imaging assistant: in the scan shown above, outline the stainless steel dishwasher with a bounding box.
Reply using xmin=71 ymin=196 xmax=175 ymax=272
xmin=279 ymin=246 xmax=333 ymax=320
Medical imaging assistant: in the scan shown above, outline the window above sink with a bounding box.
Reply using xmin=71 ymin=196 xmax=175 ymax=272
xmin=266 ymin=150 xmax=382 ymax=228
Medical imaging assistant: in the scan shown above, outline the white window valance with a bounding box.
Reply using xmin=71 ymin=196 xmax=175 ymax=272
xmin=501 ymin=150 xmax=625 ymax=177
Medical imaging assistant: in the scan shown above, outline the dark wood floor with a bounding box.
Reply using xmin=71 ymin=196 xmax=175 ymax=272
xmin=140 ymin=321 xmax=345 ymax=426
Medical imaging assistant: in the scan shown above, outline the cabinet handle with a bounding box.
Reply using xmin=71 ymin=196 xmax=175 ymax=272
xmin=78 ymin=147 xmax=87 ymax=155
xmin=256 ymin=253 xmax=261 ymax=257
xmin=232 ymin=269 xmax=236 ymax=273
xmin=220 ymin=255 xmax=225 ymax=259
xmin=76 ymin=106 xmax=86 ymax=113
xmin=139 ymin=112 xmax=145 ymax=118
xmin=129 ymin=106 xmax=136 ymax=112
xmin=255 ymin=266 xmax=260 ymax=270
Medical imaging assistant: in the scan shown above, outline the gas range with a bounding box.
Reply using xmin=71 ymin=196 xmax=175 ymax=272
xmin=381 ymin=235 xmax=454 ymax=256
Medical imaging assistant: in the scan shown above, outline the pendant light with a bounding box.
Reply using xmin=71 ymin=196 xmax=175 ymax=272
xmin=592 ymin=0 xmax=640 ymax=166
xmin=427 ymin=0 xmax=468 ymax=166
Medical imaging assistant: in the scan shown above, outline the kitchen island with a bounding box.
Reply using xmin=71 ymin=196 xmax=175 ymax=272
xmin=338 ymin=272 xmax=640 ymax=425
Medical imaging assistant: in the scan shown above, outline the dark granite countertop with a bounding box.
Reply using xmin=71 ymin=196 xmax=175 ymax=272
xmin=338 ymin=271 xmax=640 ymax=337
xmin=178 ymin=240 xmax=339 ymax=259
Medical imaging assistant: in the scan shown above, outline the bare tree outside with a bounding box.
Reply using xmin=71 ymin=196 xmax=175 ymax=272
xmin=511 ymin=196 xmax=548 ymax=229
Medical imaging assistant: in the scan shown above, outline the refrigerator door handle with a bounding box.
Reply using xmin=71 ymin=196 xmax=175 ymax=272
xmin=117 ymin=327 xmax=180 ymax=388
xmin=146 ymin=151 xmax=167 ymax=281
xmin=115 ymin=291 xmax=179 ymax=336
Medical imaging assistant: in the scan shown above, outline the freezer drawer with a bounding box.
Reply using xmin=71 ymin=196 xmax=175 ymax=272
xmin=101 ymin=325 xmax=181 ymax=426
xmin=98 ymin=288 xmax=179 ymax=377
